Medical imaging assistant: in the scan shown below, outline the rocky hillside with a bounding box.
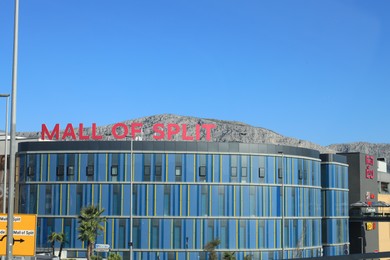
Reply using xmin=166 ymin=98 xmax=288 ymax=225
xmin=17 ymin=114 xmax=390 ymax=168
xmin=18 ymin=114 xmax=334 ymax=153
xmin=328 ymin=142 xmax=390 ymax=171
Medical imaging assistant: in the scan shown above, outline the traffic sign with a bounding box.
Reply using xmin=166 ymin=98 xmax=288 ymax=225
xmin=95 ymin=244 xmax=110 ymax=252
xmin=0 ymin=214 xmax=37 ymax=256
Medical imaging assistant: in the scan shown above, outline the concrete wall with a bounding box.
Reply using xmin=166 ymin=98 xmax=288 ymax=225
xmin=378 ymin=194 xmax=390 ymax=252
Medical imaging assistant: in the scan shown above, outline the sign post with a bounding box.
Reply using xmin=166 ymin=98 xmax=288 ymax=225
xmin=0 ymin=214 xmax=37 ymax=256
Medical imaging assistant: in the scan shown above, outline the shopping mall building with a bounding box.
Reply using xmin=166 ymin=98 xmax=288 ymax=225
xmin=0 ymin=121 xmax=387 ymax=259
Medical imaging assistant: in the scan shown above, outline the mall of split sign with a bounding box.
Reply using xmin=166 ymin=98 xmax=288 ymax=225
xmin=0 ymin=214 xmax=37 ymax=256
xmin=41 ymin=123 xmax=216 ymax=141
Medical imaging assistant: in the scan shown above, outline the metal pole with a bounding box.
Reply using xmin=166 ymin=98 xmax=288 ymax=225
xmin=6 ymin=0 xmax=19 ymax=258
xmin=0 ymin=94 xmax=10 ymax=214
xmin=186 ymin=237 xmax=189 ymax=260
xmin=129 ymin=139 xmax=133 ymax=260
xmin=278 ymin=151 xmax=284 ymax=259
xmin=282 ymin=154 xmax=285 ymax=259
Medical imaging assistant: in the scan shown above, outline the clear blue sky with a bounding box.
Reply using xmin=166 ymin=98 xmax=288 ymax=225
xmin=0 ymin=0 xmax=389 ymax=146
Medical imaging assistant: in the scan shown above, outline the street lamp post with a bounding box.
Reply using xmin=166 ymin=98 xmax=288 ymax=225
xmin=186 ymin=237 xmax=189 ymax=260
xmin=278 ymin=151 xmax=285 ymax=259
xmin=0 ymin=94 xmax=10 ymax=214
xmin=6 ymin=0 xmax=19 ymax=259
xmin=129 ymin=139 xmax=133 ymax=260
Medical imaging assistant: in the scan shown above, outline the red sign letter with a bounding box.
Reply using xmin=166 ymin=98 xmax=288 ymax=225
xmin=153 ymin=124 xmax=165 ymax=140
xmin=131 ymin=123 xmax=143 ymax=140
xmin=62 ymin=123 xmax=76 ymax=140
xmin=202 ymin=124 xmax=216 ymax=141
xmin=181 ymin=124 xmax=194 ymax=141
xmin=92 ymin=123 xmax=103 ymax=140
xmin=112 ymin=123 xmax=128 ymax=139
xmin=195 ymin=124 xmax=201 ymax=140
xmin=78 ymin=123 xmax=90 ymax=140
xmin=41 ymin=124 xmax=60 ymax=140
xmin=167 ymin=124 xmax=180 ymax=140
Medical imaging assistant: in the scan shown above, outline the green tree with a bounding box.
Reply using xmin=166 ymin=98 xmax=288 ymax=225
xmin=108 ymin=253 xmax=122 ymax=260
xmin=48 ymin=232 xmax=67 ymax=259
xmin=77 ymin=205 xmax=106 ymax=260
xmin=244 ymin=254 xmax=253 ymax=260
xmin=223 ymin=251 xmax=236 ymax=260
xmin=48 ymin=232 xmax=59 ymax=256
xmin=56 ymin=232 xmax=67 ymax=259
xmin=204 ymin=239 xmax=220 ymax=260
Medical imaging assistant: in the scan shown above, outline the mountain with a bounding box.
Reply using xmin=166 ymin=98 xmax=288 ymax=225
xmin=17 ymin=114 xmax=335 ymax=153
xmin=17 ymin=114 xmax=390 ymax=169
xmin=327 ymin=142 xmax=390 ymax=171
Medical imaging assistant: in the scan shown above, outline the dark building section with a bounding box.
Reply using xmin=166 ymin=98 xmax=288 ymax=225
xmin=339 ymin=153 xmax=379 ymax=254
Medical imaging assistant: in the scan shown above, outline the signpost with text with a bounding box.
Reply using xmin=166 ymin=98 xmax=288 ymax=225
xmin=0 ymin=214 xmax=37 ymax=256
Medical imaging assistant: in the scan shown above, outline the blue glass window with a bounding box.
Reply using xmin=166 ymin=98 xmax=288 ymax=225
xmin=220 ymin=220 xmax=227 ymax=248
xmin=173 ymin=220 xmax=181 ymax=248
xmin=207 ymin=220 xmax=214 ymax=241
xmin=201 ymin=186 xmax=208 ymax=216
xmin=239 ymin=220 xmax=246 ymax=248
xmin=155 ymin=154 xmax=162 ymax=182
xmin=144 ymin=154 xmax=151 ymax=181
xmin=151 ymin=219 xmax=159 ymax=248
xmin=27 ymin=154 xmax=36 ymax=179
xmin=119 ymin=219 xmax=126 ymax=248
xmin=198 ymin=155 xmax=206 ymax=181
xmin=218 ymin=186 xmax=225 ymax=215
xmin=76 ymin=185 xmax=83 ymax=213
xmin=133 ymin=219 xmax=140 ymax=248
xmin=164 ymin=185 xmax=170 ymax=216
xmin=199 ymin=166 xmax=206 ymax=177
xmin=66 ymin=154 xmax=75 ymax=181
xmin=45 ymin=185 xmax=52 ymax=214
xmin=250 ymin=186 xmax=256 ymax=216
xmin=56 ymin=154 xmax=65 ymax=181
xmin=86 ymin=154 xmax=94 ymax=179
xmin=175 ymin=154 xmax=182 ymax=181
xmin=113 ymin=185 xmax=121 ymax=215
xmin=64 ymin=218 xmax=72 ymax=247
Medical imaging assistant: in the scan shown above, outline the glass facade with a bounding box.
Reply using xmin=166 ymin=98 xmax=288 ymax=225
xmin=320 ymin=155 xmax=349 ymax=256
xmin=16 ymin=141 xmax=343 ymax=259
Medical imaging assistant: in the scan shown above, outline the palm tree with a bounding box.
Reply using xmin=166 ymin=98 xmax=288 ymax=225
xmin=204 ymin=239 xmax=220 ymax=260
xmin=47 ymin=232 xmax=67 ymax=258
xmin=77 ymin=205 xmax=106 ymax=260
xmin=48 ymin=232 xmax=59 ymax=255
xmin=56 ymin=232 xmax=67 ymax=259
xmin=223 ymin=252 xmax=236 ymax=260
xmin=108 ymin=253 xmax=122 ymax=260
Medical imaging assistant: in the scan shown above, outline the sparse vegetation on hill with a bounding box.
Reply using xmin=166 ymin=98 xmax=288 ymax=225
xmin=17 ymin=114 xmax=390 ymax=170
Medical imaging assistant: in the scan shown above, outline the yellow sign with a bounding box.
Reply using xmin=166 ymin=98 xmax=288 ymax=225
xmin=0 ymin=214 xmax=37 ymax=256
xmin=365 ymin=222 xmax=376 ymax=231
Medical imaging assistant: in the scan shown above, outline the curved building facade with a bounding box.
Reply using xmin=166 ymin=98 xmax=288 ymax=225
xmin=17 ymin=141 xmax=329 ymax=259
xmin=320 ymin=154 xmax=349 ymax=256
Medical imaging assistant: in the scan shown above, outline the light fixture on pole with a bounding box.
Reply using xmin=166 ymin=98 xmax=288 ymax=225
xmin=0 ymin=94 xmax=10 ymax=214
